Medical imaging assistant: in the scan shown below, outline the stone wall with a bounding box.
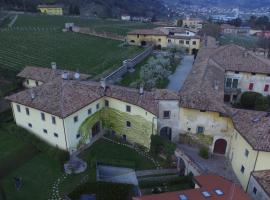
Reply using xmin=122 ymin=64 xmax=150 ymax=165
xmin=104 ymin=45 xmax=154 ymax=84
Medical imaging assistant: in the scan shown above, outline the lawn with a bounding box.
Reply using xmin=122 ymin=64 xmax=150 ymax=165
xmin=13 ymin=14 xmax=156 ymax=35
xmin=0 ymin=120 xmax=155 ymax=200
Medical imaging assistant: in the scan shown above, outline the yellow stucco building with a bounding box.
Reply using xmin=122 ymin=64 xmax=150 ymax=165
xmin=37 ymin=5 xmax=63 ymax=15
xmin=127 ymin=27 xmax=201 ymax=54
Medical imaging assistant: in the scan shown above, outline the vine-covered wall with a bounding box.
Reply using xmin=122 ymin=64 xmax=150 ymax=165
xmin=78 ymin=108 xmax=156 ymax=148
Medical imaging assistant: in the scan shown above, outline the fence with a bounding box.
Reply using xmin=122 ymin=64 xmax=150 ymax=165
xmin=103 ymin=45 xmax=154 ymax=84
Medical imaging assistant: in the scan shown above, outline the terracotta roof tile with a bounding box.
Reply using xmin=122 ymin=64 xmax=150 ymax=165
xmin=17 ymin=66 xmax=91 ymax=83
xmin=128 ymin=29 xmax=168 ymax=36
xmin=134 ymin=174 xmax=250 ymax=200
xmin=6 ymin=78 xmax=179 ymax=118
xmin=252 ymin=170 xmax=270 ymax=196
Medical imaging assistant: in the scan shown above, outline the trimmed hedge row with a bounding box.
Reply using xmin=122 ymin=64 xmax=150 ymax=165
xmin=68 ymin=181 xmax=133 ymax=200
xmin=239 ymin=92 xmax=270 ymax=111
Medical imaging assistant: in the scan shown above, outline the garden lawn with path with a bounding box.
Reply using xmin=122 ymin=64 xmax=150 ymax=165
xmin=0 ymin=119 xmax=156 ymax=200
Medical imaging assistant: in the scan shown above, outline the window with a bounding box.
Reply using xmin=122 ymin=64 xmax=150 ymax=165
xmin=158 ymin=38 xmax=161 ymax=42
xmin=28 ymin=123 xmax=32 ymax=128
xmin=192 ymin=41 xmax=196 ymax=45
xmin=168 ymin=39 xmax=171 ymax=43
xmin=251 ymin=72 xmax=256 ymax=75
xmin=235 ymin=71 xmax=239 ymax=74
xmin=214 ymin=189 xmax=224 ymax=196
xmin=197 ymin=126 xmax=204 ymax=134
xmin=76 ymin=133 xmax=81 ymax=139
xmin=245 ymin=149 xmax=249 ymax=157
xmin=41 ymin=113 xmax=45 ymax=121
xmin=126 ymin=121 xmax=131 ymax=128
xmin=249 ymin=83 xmax=254 ymax=90
xmin=126 ymin=105 xmax=131 ymax=112
xmin=241 ymin=165 xmax=245 ymax=174
xmin=179 ymin=194 xmax=188 ymax=200
xmin=137 ymin=34 xmax=139 ymax=38
xmin=179 ymin=40 xmax=184 ymax=44
xmin=74 ymin=116 xmax=78 ymax=123
xmin=130 ymin=40 xmax=135 ymax=43
xmin=105 ymin=100 xmax=109 ymax=107
xmin=49 ymin=117 xmax=55 ymax=125
xmin=186 ymin=40 xmax=190 ymax=45
xmin=253 ymin=187 xmax=257 ymax=194
xmin=54 ymin=133 xmax=58 ymax=138
xmin=264 ymin=84 xmax=269 ymax=92
xmin=232 ymin=79 xmax=238 ymax=88
xmin=43 ymin=129 xmax=47 ymax=134
xmin=16 ymin=105 xmax=21 ymax=112
xmin=200 ymin=110 xmax=206 ymax=112
xmin=88 ymin=108 xmax=92 ymax=115
xmin=96 ymin=103 xmax=100 ymax=110
xmin=35 ymin=81 xmax=39 ymax=86
xmin=225 ymin=78 xmax=232 ymax=88
xmin=25 ymin=108 xmax=30 ymax=115
xmin=202 ymin=191 xmax=211 ymax=198
xmin=163 ymin=111 xmax=171 ymax=119
xmin=26 ymin=79 xmax=29 ymax=85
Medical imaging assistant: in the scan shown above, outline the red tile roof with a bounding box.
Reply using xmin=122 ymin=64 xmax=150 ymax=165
xmin=6 ymin=78 xmax=179 ymax=118
xmin=134 ymin=175 xmax=250 ymax=200
xmin=252 ymin=170 xmax=270 ymax=196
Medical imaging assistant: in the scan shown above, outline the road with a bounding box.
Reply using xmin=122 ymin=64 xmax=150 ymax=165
xmin=167 ymin=55 xmax=194 ymax=92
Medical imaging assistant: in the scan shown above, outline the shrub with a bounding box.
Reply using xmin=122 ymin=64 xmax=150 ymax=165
xmin=255 ymin=96 xmax=269 ymax=111
xmin=199 ymin=147 xmax=209 ymax=159
xmin=240 ymin=92 xmax=262 ymax=109
xmin=150 ymin=135 xmax=176 ymax=157
xmin=68 ymin=181 xmax=133 ymax=200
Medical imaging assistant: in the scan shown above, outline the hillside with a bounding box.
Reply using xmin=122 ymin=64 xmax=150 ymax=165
xmin=0 ymin=0 xmax=166 ymax=18
xmin=163 ymin=0 xmax=270 ymax=8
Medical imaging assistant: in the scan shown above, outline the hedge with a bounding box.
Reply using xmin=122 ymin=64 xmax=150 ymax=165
xmin=68 ymin=181 xmax=133 ymax=200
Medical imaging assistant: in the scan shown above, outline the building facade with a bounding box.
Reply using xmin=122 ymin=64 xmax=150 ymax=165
xmin=37 ymin=5 xmax=63 ymax=15
xmin=127 ymin=27 xmax=201 ymax=54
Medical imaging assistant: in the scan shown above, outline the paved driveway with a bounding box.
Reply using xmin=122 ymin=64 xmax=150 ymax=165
xmin=178 ymin=144 xmax=239 ymax=184
xmin=167 ymin=55 xmax=194 ymax=91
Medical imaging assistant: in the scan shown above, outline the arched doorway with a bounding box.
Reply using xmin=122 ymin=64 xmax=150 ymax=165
xmin=213 ymin=139 xmax=227 ymax=155
xmin=91 ymin=121 xmax=101 ymax=137
xmin=160 ymin=127 xmax=172 ymax=140
xmin=141 ymin=41 xmax=147 ymax=46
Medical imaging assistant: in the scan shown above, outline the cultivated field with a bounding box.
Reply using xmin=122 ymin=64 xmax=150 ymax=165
xmin=13 ymin=14 xmax=156 ymax=35
xmin=0 ymin=13 xmax=156 ymax=82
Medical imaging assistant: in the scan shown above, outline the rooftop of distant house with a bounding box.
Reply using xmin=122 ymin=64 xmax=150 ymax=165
xmin=252 ymin=170 xmax=270 ymax=196
xmin=133 ymin=174 xmax=250 ymax=200
xmin=128 ymin=29 xmax=168 ymax=36
xmin=37 ymin=4 xmax=63 ymax=8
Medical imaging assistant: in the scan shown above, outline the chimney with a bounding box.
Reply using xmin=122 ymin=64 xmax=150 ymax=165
xmin=30 ymin=89 xmax=35 ymax=100
xmin=51 ymin=62 xmax=57 ymax=70
xmin=74 ymin=72 xmax=80 ymax=80
xmin=61 ymin=72 xmax=68 ymax=80
xmin=214 ymin=80 xmax=219 ymax=90
xmin=100 ymin=78 xmax=106 ymax=90
xmin=139 ymin=84 xmax=144 ymax=95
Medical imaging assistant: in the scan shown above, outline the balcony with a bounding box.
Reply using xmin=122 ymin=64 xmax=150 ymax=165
xmin=224 ymin=87 xmax=241 ymax=94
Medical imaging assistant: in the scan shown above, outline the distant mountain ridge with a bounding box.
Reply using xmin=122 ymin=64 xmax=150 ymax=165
xmin=163 ymin=0 xmax=270 ymax=8
xmin=0 ymin=0 xmax=167 ymax=18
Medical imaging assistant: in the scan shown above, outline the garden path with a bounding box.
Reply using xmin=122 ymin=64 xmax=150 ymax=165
xmin=167 ymin=55 xmax=194 ymax=92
